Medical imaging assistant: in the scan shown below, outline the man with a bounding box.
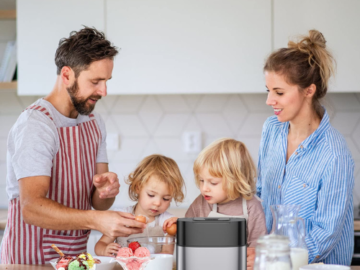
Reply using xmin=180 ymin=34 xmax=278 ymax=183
xmin=1 ymin=27 xmax=146 ymax=264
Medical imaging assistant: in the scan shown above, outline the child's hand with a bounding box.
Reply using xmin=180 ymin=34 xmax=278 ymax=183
xmin=163 ymin=217 xmax=178 ymax=233
xmin=104 ymin=242 xmax=121 ymax=257
xmin=247 ymin=247 xmax=256 ymax=270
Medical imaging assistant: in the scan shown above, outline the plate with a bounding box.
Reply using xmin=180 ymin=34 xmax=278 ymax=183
xmin=50 ymin=256 xmax=117 ymax=270
xmin=300 ymin=265 xmax=350 ymax=270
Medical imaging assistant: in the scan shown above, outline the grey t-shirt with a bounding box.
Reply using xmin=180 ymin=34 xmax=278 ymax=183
xmin=6 ymin=98 xmax=108 ymax=200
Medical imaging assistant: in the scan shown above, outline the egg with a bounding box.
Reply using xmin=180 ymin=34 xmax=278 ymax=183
xmin=135 ymin=215 xmax=147 ymax=224
xmin=166 ymin=224 xmax=177 ymax=235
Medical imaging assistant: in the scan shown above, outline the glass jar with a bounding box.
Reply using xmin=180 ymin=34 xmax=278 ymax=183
xmin=254 ymin=235 xmax=292 ymax=270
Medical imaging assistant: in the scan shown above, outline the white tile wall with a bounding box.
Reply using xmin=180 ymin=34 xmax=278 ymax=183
xmin=0 ymin=92 xmax=359 ymax=210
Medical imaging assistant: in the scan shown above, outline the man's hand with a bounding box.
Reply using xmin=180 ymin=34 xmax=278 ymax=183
xmin=93 ymin=172 xmax=120 ymax=199
xmin=94 ymin=211 xmax=147 ymax=239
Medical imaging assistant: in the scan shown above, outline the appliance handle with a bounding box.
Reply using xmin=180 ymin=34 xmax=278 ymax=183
xmin=355 ymin=232 xmax=360 ymax=236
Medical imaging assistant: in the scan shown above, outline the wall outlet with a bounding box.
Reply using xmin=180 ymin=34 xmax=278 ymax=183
xmin=106 ymin=133 xmax=120 ymax=150
xmin=182 ymin=131 xmax=202 ymax=153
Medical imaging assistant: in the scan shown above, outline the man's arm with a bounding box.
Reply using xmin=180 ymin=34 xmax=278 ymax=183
xmin=19 ymin=175 xmax=145 ymax=237
xmin=92 ymin=163 xmax=118 ymax=210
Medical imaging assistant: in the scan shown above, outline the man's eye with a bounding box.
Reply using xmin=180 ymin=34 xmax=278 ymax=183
xmin=92 ymin=81 xmax=99 ymax=85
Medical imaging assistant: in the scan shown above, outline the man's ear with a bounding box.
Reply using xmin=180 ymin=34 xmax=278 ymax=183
xmin=305 ymin=83 xmax=317 ymax=98
xmin=60 ymin=66 xmax=74 ymax=86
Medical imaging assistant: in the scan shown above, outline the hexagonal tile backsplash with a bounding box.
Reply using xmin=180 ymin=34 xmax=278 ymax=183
xmin=0 ymin=92 xmax=359 ymax=210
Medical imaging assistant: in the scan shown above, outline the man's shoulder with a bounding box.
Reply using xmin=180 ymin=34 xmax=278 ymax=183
xmin=13 ymin=99 xmax=55 ymax=131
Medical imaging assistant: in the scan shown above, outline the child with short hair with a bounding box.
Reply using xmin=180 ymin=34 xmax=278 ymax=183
xmin=95 ymin=154 xmax=185 ymax=257
xmin=163 ymin=138 xmax=266 ymax=269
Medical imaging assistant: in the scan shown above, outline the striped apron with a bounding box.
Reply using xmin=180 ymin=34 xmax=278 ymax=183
xmin=1 ymin=105 xmax=101 ymax=264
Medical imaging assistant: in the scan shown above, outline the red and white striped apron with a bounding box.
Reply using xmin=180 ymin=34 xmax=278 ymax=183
xmin=1 ymin=105 xmax=101 ymax=264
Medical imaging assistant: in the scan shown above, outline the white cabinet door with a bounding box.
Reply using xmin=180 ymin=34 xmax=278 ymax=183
xmin=106 ymin=0 xmax=271 ymax=94
xmin=274 ymin=0 xmax=360 ymax=92
xmin=17 ymin=0 xmax=105 ymax=95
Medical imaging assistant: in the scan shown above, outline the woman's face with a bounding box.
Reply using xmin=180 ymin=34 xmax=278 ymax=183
xmin=265 ymin=71 xmax=310 ymax=123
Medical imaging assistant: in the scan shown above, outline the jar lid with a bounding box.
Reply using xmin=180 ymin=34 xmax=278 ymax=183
xmin=256 ymin=234 xmax=290 ymax=251
xmin=256 ymin=234 xmax=289 ymax=244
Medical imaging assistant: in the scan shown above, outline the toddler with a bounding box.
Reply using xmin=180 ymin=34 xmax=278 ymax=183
xmin=164 ymin=138 xmax=266 ymax=269
xmin=95 ymin=154 xmax=185 ymax=257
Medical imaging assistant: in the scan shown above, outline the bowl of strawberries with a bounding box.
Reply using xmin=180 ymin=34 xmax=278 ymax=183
xmin=125 ymin=236 xmax=175 ymax=270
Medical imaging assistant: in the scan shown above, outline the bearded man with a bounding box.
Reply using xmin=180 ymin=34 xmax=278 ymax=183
xmin=1 ymin=27 xmax=145 ymax=265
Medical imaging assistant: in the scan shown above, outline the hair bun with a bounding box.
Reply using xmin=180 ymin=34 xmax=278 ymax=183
xmin=308 ymin=30 xmax=326 ymax=48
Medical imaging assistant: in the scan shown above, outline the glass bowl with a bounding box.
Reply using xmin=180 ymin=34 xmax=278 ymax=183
xmin=126 ymin=236 xmax=176 ymax=255
xmin=126 ymin=236 xmax=176 ymax=270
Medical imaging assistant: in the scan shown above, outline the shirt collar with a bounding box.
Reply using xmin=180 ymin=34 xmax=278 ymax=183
xmin=281 ymin=108 xmax=330 ymax=151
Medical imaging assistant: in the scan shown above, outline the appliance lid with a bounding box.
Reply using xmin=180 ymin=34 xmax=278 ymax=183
xmin=177 ymin=217 xmax=247 ymax=247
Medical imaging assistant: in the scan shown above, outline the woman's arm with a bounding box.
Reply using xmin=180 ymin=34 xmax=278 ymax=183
xmin=306 ymin=155 xmax=354 ymax=263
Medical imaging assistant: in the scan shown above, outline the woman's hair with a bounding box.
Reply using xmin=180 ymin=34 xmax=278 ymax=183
xmin=55 ymin=26 xmax=118 ymax=78
xmin=193 ymin=138 xmax=256 ymax=200
xmin=126 ymin=155 xmax=185 ymax=204
xmin=264 ymin=29 xmax=336 ymax=116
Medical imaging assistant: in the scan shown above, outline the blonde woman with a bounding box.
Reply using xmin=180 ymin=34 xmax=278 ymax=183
xmin=95 ymin=154 xmax=185 ymax=257
xmin=257 ymin=30 xmax=354 ymax=265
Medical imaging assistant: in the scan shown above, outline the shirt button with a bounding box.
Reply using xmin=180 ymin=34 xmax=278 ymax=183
xmin=295 ymin=152 xmax=298 ymax=155
xmin=303 ymin=184 xmax=306 ymax=188
xmin=300 ymin=145 xmax=304 ymax=149
xmin=316 ymin=255 xmax=320 ymax=259
xmin=278 ymin=185 xmax=281 ymax=189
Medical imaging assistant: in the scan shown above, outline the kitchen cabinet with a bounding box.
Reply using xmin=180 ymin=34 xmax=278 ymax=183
xmin=16 ymin=0 xmax=105 ymax=95
xmin=106 ymin=0 xmax=271 ymax=94
xmin=274 ymin=0 xmax=360 ymax=92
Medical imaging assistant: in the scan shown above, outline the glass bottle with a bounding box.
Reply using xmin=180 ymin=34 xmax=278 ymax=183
xmin=270 ymin=205 xmax=308 ymax=270
xmin=254 ymin=234 xmax=292 ymax=270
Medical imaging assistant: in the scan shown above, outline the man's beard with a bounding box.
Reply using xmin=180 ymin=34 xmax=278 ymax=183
xmin=67 ymin=79 xmax=101 ymax=115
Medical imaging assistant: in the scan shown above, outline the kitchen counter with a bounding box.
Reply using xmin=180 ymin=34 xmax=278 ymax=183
xmin=0 ymin=265 xmax=358 ymax=270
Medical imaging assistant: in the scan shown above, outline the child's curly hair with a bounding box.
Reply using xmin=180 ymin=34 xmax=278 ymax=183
xmin=126 ymin=155 xmax=185 ymax=204
xmin=193 ymin=138 xmax=256 ymax=200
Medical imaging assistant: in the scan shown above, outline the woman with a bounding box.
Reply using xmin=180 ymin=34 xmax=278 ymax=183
xmin=257 ymin=30 xmax=354 ymax=265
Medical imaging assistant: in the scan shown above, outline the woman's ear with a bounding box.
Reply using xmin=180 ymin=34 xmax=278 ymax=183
xmin=305 ymin=84 xmax=317 ymax=98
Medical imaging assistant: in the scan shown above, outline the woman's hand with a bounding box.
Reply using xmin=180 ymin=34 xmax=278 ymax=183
xmin=247 ymin=247 xmax=256 ymax=270
xmin=104 ymin=242 xmax=121 ymax=257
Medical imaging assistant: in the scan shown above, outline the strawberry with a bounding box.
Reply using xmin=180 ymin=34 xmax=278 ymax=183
xmin=128 ymin=241 xmax=141 ymax=253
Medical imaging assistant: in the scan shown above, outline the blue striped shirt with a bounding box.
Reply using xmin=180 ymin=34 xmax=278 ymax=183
xmin=256 ymin=109 xmax=354 ymax=265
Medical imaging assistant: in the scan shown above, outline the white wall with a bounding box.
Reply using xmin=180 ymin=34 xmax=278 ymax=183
xmin=0 ymin=91 xmax=359 ymax=210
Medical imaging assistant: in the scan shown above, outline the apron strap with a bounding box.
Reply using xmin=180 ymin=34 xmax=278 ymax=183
xmin=212 ymin=203 xmax=217 ymax=212
xmin=242 ymin=198 xmax=248 ymax=217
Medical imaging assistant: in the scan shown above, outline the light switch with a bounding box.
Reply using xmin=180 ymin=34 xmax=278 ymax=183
xmin=106 ymin=133 xmax=120 ymax=150
xmin=182 ymin=131 xmax=202 ymax=153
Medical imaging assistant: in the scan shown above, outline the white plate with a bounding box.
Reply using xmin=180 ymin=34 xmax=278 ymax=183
xmin=50 ymin=256 xmax=117 ymax=270
xmin=300 ymin=265 xmax=350 ymax=270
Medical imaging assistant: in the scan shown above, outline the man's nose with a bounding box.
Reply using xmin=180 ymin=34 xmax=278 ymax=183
xmin=98 ymin=82 xmax=107 ymax=97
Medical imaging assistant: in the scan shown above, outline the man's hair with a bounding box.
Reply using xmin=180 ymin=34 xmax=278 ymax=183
xmin=55 ymin=26 xmax=118 ymax=77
